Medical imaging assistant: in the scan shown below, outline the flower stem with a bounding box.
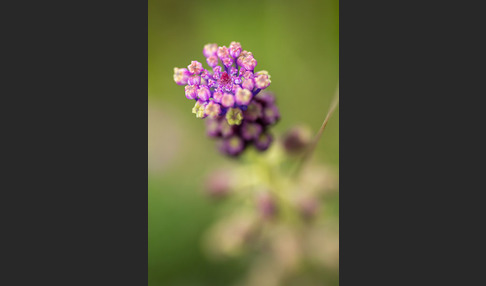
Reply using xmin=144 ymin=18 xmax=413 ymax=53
xmin=293 ymin=83 xmax=339 ymax=177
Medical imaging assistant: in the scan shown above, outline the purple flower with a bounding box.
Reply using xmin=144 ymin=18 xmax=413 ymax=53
xmin=243 ymin=101 xmax=263 ymax=122
xmin=254 ymin=71 xmax=271 ymax=89
xmin=241 ymin=122 xmax=262 ymax=141
xmin=205 ymin=101 xmax=222 ymax=118
xmin=213 ymin=66 xmax=222 ymax=79
xmin=207 ymin=79 xmax=216 ymax=88
xmin=229 ymin=66 xmax=238 ymax=76
xmin=221 ymin=92 xmax=235 ymax=108
xmin=173 ymin=42 xmax=280 ymax=156
xmin=225 ymin=107 xmax=243 ymax=126
xmin=261 ymin=104 xmax=280 ymax=125
xmin=206 ymin=55 xmax=218 ymax=68
xmin=197 ymin=85 xmax=211 ymax=101
xmin=220 ymin=136 xmax=245 ymax=156
xmin=187 ymin=74 xmax=201 ymax=85
xmin=205 ymin=118 xmax=220 ymax=137
xmin=234 ymin=87 xmax=253 ymax=106
xmin=229 ymin=41 xmax=242 ymax=58
xmin=233 ymin=76 xmax=242 ymax=85
xmin=255 ymin=91 xmax=276 ymax=106
xmin=200 ymin=69 xmax=211 ymax=80
xmin=242 ymin=70 xmax=254 ymax=80
xmin=282 ymin=126 xmax=312 ymax=154
xmin=185 ymin=85 xmax=197 ymax=100
xmin=217 ymin=46 xmax=230 ymax=60
xmin=203 ymin=43 xmax=218 ymax=58
xmin=212 ymin=91 xmax=223 ymax=103
xmin=222 ymin=57 xmax=233 ymax=68
xmin=254 ymin=132 xmax=273 ymax=151
xmin=173 ymin=68 xmax=189 ymax=85
xmin=237 ymin=51 xmax=257 ymax=71
xmin=241 ymin=77 xmax=254 ymax=91
xmin=192 ymin=100 xmax=207 ymax=119
xmin=187 ymin=61 xmax=203 ymax=75
xmin=219 ymin=118 xmax=235 ymax=138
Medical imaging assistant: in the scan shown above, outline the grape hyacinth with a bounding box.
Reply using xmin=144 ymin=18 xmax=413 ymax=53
xmin=174 ymin=42 xmax=279 ymax=156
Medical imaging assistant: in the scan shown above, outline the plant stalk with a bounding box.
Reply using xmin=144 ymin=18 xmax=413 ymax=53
xmin=293 ymin=84 xmax=339 ymax=177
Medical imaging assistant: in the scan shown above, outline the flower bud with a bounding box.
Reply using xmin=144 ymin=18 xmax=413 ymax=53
xmin=173 ymin=67 xmax=189 ymax=85
xmin=192 ymin=100 xmax=207 ymax=119
xmin=187 ymin=74 xmax=201 ymax=85
xmin=212 ymin=91 xmax=223 ymax=103
xmin=217 ymin=46 xmax=230 ymax=60
xmin=212 ymin=66 xmax=222 ymax=79
xmin=197 ymin=85 xmax=210 ymax=101
xmin=255 ymin=91 xmax=276 ymax=106
xmin=184 ymin=85 xmax=197 ymax=100
xmin=241 ymin=77 xmax=254 ymax=91
xmin=242 ymin=55 xmax=257 ymax=71
xmin=187 ymin=60 xmax=203 ymax=75
xmin=234 ymin=87 xmax=253 ymax=106
xmin=243 ymin=101 xmax=263 ymax=121
xmin=229 ymin=41 xmax=242 ymax=58
xmin=206 ymin=55 xmax=218 ymax=68
xmin=222 ymin=56 xmax=233 ymax=68
xmin=219 ymin=118 xmax=235 ymax=138
xmin=205 ymin=101 xmax=222 ymax=118
xmin=225 ymin=107 xmax=243 ymax=126
xmin=200 ymin=69 xmax=211 ymax=80
xmin=254 ymin=132 xmax=273 ymax=151
xmin=221 ymin=93 xmax=235 ymax=108
xmin=282 ymin=126 xmax=312 ymax=154
xmin=220 ymin=135 xmax=245 ymax=156
xmin=261 ymin=104 xmax=280 ymax=125
xmin=203 ymin=43 xmax=218 ymax=58
xmin=205 ymin=118 xmax=220 ymax=137
xmin=254 ymin=70 xmax=271 ymax=89
xmin=241 ymin=122 xmax=263 ymax=141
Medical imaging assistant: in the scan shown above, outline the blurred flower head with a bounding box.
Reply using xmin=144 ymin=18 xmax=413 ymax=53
xmin=200 ymin=125 xmax=339 ymax=286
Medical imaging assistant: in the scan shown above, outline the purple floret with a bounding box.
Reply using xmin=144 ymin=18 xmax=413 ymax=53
xmin=241 ymin=122 xmax=263 ymax=141
xmin=254 ymin=132 xmax=273 ymax=151
xmin=205 ymin=118 xmax=220 ymax=137
xmin=220 ymin=136 xmax=245 ymax=156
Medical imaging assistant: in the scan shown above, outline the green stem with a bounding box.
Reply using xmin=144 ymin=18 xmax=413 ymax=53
xmin=293 ymin=83 xmax=339 ymax=177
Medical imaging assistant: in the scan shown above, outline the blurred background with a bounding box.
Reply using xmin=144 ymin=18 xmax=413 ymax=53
xmin=148 ymin=0 xmax=339 ymax=285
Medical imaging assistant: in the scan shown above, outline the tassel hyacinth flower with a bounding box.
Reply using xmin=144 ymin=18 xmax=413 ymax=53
xmin=174 ymin=42 xmax=280 ymax=156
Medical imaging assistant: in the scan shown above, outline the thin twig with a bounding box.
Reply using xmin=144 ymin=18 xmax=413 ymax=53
xmin=293 ymin=84 xmax=339 ymax=177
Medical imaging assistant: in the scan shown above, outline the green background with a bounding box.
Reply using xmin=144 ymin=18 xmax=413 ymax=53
xmin=148 ymin=0 xmax=339 ymax=285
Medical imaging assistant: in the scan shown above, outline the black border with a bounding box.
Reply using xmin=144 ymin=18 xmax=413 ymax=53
xmin=4 ymin=0 xmax=148 ymax=284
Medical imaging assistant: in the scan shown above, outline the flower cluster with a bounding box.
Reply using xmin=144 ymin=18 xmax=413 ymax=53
xmin=205 ymin=91 xmax=280 ymax=156
xmin=173 ymin=42 xmax=279 ymax=156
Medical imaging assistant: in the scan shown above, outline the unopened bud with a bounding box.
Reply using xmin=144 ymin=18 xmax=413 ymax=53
xmin=282 ymin=126 xmax=312 ymax=154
